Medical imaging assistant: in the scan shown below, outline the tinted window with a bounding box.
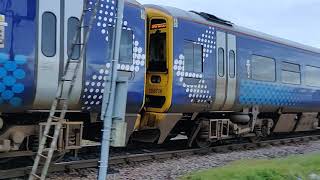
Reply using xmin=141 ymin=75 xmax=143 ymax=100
xmin=67 ymin=17 xmax=80 ymax=60
xmin=251 ymin=55 xmax=276 ymax=82
xmin=184 ymin=42 xmax=194 ymax=72
xmin=281 ymin=71 xmax=300 ymax=85
xmin=218 ymin=48 xmax=225 ymax=77
xmin=148 ymin=32 xmax=167 ymax=72
xmin=282 ymin=62 xmax=300 ymax=72
xmin=184 ymin=41 xmax=203 ymax=73
xmin=108 ymin=28 xmax=133 ymax=65
xmin=229 ymin=50 xmax=236 ymax=78
xmin=119 ymin=30 xmax=133 ymax=64
xmin=281 ymin=62 xmax=300 ymax=85
xmin=306 ymin=66 xmax=320 ymax=87
xmin=194 ymin=44 xmax=203 ymax=73
xmin=42 ymin=12 xmax=57 ymax=57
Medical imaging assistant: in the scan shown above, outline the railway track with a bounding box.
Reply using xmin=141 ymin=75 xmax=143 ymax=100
xmin=1 ymin=134 xmax=320 ymax=179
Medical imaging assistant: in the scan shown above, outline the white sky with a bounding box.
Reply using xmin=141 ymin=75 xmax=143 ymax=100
xmin=138 ymin=0 xmax=320 ymax=48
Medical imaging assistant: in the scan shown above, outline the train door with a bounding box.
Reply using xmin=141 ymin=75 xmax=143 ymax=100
xmin=213 ymin=32 xmax=237 ymax=110
xmin=222 ymin=34 xmax=237 ymax=110
xmin=34 ymin=0 xmax=61 ymax=108
xmin=212 ymin=31 xmax=227 ymax=110
xmin=63 ymin=0 xmax=84 ymax=109
xmin=145 ymin=13 xmax=174 ymax=113
xmin=34 ymin=0 xmax=84 ymax=109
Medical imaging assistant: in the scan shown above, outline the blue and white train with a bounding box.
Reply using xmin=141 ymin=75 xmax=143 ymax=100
xmin=0 ymin=0 xmax=146 ymax=154
xmin=137 ymin=5 xmax=320 ymax=147
xmin=1 ymin=0 xmax=320 ymax=156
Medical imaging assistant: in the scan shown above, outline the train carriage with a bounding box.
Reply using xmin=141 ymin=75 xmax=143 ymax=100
xmin=0 ymin=0 xmax=146 ymax=154
xmin=135 ymin=5 xmax=320 ymax=147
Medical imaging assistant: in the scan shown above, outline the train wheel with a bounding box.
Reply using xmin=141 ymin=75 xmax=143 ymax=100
xmin=195 ymin=136 xmax=211 ymax=148
xmin=194 ymin=119 xmax=212 ymax=148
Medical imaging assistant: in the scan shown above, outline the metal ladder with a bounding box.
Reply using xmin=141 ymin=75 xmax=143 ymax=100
xmin=29 ymin=0 xmax=101 ymax=179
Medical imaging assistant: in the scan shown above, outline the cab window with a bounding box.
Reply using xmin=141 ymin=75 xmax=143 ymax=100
xmin=148 ymin=31 xmax=167 ymax=72
xmin=108 ymin=28 xmax=133 ymax=65
xmin=148 ymin=19 xmax=167 ymax=72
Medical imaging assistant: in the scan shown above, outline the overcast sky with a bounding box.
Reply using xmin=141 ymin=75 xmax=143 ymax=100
xmin=138 ymin=0 xmax=320 ymax=48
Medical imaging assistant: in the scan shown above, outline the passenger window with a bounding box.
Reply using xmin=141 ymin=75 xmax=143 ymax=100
xmin=194 ymin=44 xmax=203 ymax=73
xmin=281 ymin=62 xmax=300 ymax=85
xmin=306 ymin=65 xmax=320 ymax=87
xmin=218 ymin=48 xmax=224 ymax=77
xmin=42 ymin=12 xmax=57 ymax=57
xmin=67 ymin=17 xmax=80 ymax=60
xmin=184 ymin=41 xmax=203 ymax=73
xmin=108 ymin=28 xmax=133 ymax=65
xmin=229 ymin=50 xmax=236 ymax=78
xmin=119 ymin=30 xmax=133 ymax=64
xmin=251 ymin=55 xmax=276 ymax=82
xmin=184 ymin=43 xmax=194 ymax=72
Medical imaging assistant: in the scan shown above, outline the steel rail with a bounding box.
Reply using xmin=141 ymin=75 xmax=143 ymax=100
xmin=1 ymin=134 xmax=320 ymax=179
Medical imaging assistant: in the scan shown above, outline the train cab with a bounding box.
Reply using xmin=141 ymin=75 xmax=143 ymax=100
xmin=138 ymin=6 xmax=181 ymax=144
xmin=145 ymin=9 xmax=173 ymax=113
xmin=136 ymin=5 xmax=217 ymax=144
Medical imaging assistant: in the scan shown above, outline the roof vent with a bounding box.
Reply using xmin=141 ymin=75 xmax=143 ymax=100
xmin=190 ymin=11 xmax=233 ymax=26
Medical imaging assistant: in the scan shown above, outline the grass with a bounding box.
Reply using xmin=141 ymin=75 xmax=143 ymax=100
xmin=182 ymin=153 xmax=320 ymax=180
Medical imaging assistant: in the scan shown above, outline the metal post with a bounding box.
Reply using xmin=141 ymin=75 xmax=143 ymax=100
xmin=98 ymin=0 xmax=125 ymax=179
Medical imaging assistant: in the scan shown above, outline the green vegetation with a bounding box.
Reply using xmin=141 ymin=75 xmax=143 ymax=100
xmin=182 ymin=153 xmax=320 ymax=180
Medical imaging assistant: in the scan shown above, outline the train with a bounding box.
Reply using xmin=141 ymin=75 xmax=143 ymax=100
xmin=139 ymin=5 xmax=320 ymax=147
xmin=1 ymin=0 xmax=320 ymax=158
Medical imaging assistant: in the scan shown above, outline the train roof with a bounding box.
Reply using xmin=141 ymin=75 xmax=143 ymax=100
xmin=145 ymin=4 xmax=320 ymax=54
xmin=126 ymin=0 xmax=143 ymax=7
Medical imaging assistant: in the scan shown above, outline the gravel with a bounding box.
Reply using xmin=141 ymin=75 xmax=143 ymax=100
xmin=47 ymin=140 xmax=320 ymax=180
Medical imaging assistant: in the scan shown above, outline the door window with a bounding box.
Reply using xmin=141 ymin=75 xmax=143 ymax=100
xmin=229 ymin=50 xmax=235 ymax=78
xmin=218 ymin=48 xmax=225 ymax=77
xmin=41 ymin=12 xmax=57 ymax=57
xmin=67 ymin=17 xmax=80 ymax=60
